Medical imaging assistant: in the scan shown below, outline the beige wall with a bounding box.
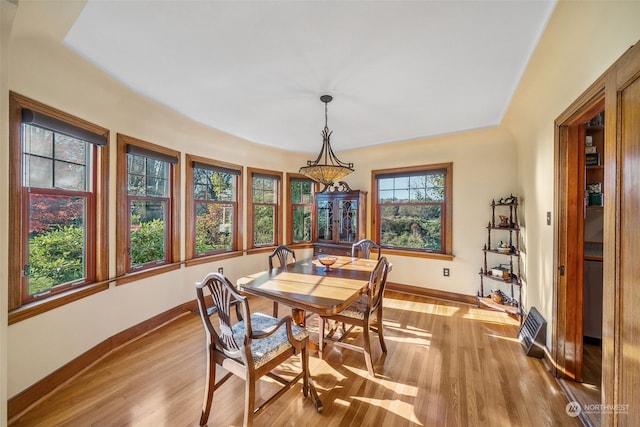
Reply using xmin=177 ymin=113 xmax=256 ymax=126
xmin=502 ymin=0 xmax=640 ymax=347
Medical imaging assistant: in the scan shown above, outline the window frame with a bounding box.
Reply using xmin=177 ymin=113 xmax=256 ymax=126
xmin=8 ymin=92 xmax=110 ymax=322
xmin=371 ymin=163 xmax=453 ymax=260
xmin=185 ymin=154 xmax=244 ymax=265
xmin=247 ymin=167 xmax=283 ymax=253
xmin=286 ymin=173 xmax=316 ymax=246
xmin=116 ymin=133 xmax=181 ymax=284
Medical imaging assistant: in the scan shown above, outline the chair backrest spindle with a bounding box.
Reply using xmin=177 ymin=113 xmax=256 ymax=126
xmin=352 ymin=239 xmax=382 ymax=259
xmin=196 ymin=272 xmax=247 ymax=360
xmin=269 ymin=245 xmax=296 ymax=270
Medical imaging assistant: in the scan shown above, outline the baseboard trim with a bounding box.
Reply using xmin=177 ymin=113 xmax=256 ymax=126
xmin=386 ymin=281 xmax=477 ymax=306
xmin=7 ymin=300 xmax=198 ymax=422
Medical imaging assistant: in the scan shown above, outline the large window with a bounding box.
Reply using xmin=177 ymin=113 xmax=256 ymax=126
xmin=186 ymin=155 xmax=243 ymax=261
xmin=116 ymin=134 xmax=180 ymax=281
xmin=8 ymin=93 xmax=109 ymax=317
xmin=372 ymin=163 xmax=452 ymax=257
xmin=248 ymin=168 xmax=282 ymax=250
xmin=287 ymin=174 xmax=315 ymax=244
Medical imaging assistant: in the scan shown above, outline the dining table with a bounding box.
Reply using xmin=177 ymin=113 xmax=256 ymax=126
xmin=236 ymin=255 xmax=381 ymax=326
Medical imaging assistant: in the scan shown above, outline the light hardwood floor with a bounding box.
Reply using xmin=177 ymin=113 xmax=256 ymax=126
xmin=9 ymin=292 xmax=580 ymax=427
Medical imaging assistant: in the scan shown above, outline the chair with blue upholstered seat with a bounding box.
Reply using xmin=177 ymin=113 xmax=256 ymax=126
xmin=195 ymin=272 xmax=321 ymax=427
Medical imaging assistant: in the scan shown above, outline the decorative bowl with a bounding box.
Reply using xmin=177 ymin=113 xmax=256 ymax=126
xmin=318 ymin=256 xmax=337 ymax=270
xmin=497 ymin=246 xmax=511 ymax=254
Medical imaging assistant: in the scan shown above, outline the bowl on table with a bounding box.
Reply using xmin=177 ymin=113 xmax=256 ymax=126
xmin=317 ymin=255 xmax=338 ymax=271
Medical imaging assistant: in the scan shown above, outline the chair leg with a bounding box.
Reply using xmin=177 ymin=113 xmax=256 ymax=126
xmin=318 ymin=317 xmax=325 ymax=356
xmin=200 ymin=346 xmax=216 ymax=426
xmin=376 ymin=307 xmax=387 ymax=353
xmin=273 ymin=301 xmax=279 ymax=317
xmin=244 ymin=373 xmax=256 ymax=427
xmin=362 ymin=320 xmax=375 ymax=377
xmin=302 ymin=338 xmax=310 ymax=398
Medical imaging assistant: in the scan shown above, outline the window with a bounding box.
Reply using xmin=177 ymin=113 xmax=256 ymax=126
xmin=186 ymin=155 xmax=243 ymax=261
xmin=8 ymin=92 xmax=109 ymax=316
xmin=372 ymin=163 xmax=452 ymax=257
xmin=116 ymin=134 xmax=180 ymax=281
xmin=287 ymin=174 xmax=315 ymax=244
xmin=248 ymin=168 xmax=282 ymax=250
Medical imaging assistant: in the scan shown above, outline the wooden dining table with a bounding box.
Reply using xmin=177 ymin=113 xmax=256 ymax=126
xmin=236 ymin=255 xmax=380 ymax=325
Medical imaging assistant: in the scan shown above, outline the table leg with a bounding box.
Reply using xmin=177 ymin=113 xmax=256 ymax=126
xmin=291 ymin=308 xmax=306 ymax=327
xmin=291 ymin=308 xmax=323 ymax=352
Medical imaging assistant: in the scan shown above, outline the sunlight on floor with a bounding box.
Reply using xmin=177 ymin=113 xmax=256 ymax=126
xmin=486 ymin=333 xmax=521 ymax=344
xmin=350 ymin=396 xmax=424 ymax=425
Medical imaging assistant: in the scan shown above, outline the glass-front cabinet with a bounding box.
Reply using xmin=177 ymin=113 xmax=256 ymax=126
xmin=314 ymin=183 xmax=366 ymax=256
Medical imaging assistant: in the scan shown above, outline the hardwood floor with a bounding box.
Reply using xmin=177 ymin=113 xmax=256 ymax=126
xmin=9 ymin=292 xmax=580 ymax=427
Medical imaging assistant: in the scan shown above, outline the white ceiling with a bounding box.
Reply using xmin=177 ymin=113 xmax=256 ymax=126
xmin=64 ymin=0 xmax=556 ymax=153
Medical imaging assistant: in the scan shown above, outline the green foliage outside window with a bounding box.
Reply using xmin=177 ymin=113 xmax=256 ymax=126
xmin=193 ymin=167 xmax=236 ymax=255
xmin=28 ymin=225 xmax=85 ymax=295
xmin=254 ymin=205 xmax=275 ymax=246
xmin=290 ymin=179 xmax=313 ymax=242
xmin=378 ymin=172 xmax=446 ymax=252
xmin=130 ymin=218 xmax=166 ymax=266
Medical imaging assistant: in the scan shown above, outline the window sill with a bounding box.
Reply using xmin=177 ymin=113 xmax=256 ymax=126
xmin=116 ymin=262 xmax=181 ymax=286
xmin=185 ymin=251 xmax=243 ymax=267
xmin=381 ymin=248 xmax=454 ymax=261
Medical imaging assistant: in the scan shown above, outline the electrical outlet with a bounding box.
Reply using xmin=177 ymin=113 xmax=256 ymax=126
xmin=443 ymin=268 xmax=450 ymax=277
xmin=218 ymin=267 xmax=223 ymax=274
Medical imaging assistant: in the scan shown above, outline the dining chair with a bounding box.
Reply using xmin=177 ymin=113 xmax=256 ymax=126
xmin=268 ymin=245 xmax=296 ymax=317
xmin=319 ymin=256 xmax=390 ymax=376
xmin=195 ymin=272 xmax=321 ymax=427
xmin=351 ymin=239 xmax=382 ymax=259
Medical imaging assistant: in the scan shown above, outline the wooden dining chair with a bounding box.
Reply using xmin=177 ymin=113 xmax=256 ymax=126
xmin=351 ymin=239 xmax=382 ymax=259
xmin=195 ymin=272 xmax=321 ymax=427
xmin=268 ymin=245 xmax=296 ymax=317
xmin=319 ymin=256 xmax=390 ymax=376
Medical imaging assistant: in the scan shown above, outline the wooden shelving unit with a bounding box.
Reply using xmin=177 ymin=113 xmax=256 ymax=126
xmin=477 ymin=195 xmax=523 ymax=322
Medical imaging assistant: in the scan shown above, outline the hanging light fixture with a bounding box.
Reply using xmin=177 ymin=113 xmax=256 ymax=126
xmin=299 ymin=95 xmax=354 ymax=186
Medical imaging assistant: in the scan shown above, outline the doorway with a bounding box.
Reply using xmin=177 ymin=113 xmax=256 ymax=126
xmin=554 ymin=93 xmax=605 ymax=426
xmin=555 ymin=40 xmax=640 ymax=427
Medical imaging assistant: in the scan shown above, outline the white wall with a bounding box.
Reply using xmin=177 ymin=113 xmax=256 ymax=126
xmin=502 ymin=0 xmax=640 ymax=347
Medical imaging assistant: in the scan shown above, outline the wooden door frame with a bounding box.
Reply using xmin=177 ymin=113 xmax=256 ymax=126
xmin=553 ymin=81 xmax=605 ymax=382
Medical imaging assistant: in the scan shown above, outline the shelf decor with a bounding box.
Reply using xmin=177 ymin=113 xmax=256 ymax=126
xmin=477 ymin=195 xmax=523 ymax=323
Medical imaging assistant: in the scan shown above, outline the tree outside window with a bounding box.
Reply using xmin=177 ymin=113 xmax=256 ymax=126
xmin=23 ymin=126 xmax=91 ymax=296
xmin=116 ymin=134 xmax=180 ymax=281
xmin=127 ymin=153 xmax=170 ymax=267
xmin=288 ymin=175 xmax=314 ymax=243
xmin=187 ymin=156 xmax=241 ymax=259
xmin=248 ymin=168 xmax=282 ymax=250
xmin=373 ymin=163 xmax=452 ymax=255
xmin=8 ymin=92 xmax=109 ymax=315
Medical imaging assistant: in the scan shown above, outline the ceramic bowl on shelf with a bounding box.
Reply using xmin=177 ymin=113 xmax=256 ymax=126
xmin=317 ymin=255 xmax=337 ymax=270
xmin=497 ymin=246 xmax=511 ymax=254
